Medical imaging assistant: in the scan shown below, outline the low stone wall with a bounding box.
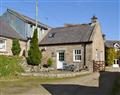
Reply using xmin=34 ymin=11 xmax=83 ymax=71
xmin=105 ymin=66 xmax=120 ymax=72
xmin=19 ymin=58 xmax=90 ymax=78
xmin=19 ymin=58 xmax=43 ymax=73
xmin=21 ymin=71 xmax=90 ymax=78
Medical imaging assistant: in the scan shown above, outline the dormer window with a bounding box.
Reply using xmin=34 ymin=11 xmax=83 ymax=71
xmin=48 ymin=32 xmax=55 ymax=38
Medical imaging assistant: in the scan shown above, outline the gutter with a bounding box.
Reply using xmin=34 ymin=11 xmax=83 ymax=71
xmin=39 ymin=41 xmax=92 ymax=46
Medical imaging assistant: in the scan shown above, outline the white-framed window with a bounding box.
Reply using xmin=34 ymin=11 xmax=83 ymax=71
xmin=59 ymin=52 xmax=65 ymax=61
xmin=100 ymin=51 xmax=103 ymax=61
xmin=96 ymin=49 xmax=101 ymax=61
xmin=73 ymin=49 xmax=82 ymax=62
xmin=0 ymin=39 xmax=6 ymax=52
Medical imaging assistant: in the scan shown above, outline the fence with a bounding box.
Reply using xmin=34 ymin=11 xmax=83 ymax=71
xmin=93 ymin=60 xmax=105 ymax=72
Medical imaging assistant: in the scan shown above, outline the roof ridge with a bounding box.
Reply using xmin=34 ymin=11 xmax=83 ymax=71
xmin=7 ymin=8 xmax=51 ymax=28
xmin=52 ymin=24 xmax=91 ymax=30
xmin=7 ymin=9 xmax=25 ymax=20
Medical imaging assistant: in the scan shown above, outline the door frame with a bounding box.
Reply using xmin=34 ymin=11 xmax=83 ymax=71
xmin=56 ymin=50 xmax=65 ymax=69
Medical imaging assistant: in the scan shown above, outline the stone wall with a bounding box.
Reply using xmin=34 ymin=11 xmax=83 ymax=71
xmin=21 ymin=71 xmax=90 ymax=78
xmin=0 ymin=37 xmax=27 ymax=56
xmin=85 ymin=43 xmax=93 ymax=71
xmin=91 ymin=22 xmax=105 ymax=61
xmin=40 ymin=44 xmax=93 ymax=70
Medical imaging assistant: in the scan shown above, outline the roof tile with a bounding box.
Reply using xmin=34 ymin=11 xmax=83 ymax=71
xmin=0 ymin=19 xmax=27 ymax=41
xmin=40 ymin=24 xmax=94 ymax=45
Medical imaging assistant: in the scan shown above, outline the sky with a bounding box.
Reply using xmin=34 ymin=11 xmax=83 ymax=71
xmin=0 ymin=0 xmax=120 ymax=40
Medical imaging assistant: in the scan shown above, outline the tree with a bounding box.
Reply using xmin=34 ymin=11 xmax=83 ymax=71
xmin=105 ymin=47 xmax=116 ymax=66
xmin=11 ymin=39 xmax=21 ymax=56
xmin=27 ymin=28 xmax=42 ymax=66
xmin=116 ymin=50 xmax=120 ymax=59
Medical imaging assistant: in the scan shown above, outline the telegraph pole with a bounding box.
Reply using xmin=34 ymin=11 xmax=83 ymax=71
xmin=36 ymin=0 xmax=38 ymax=29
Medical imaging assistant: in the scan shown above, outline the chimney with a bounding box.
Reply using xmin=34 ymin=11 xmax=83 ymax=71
xmin=91 ymin=15 xmax=98 ymax=23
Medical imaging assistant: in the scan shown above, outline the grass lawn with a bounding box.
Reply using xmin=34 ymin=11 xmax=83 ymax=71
xmin=0 ymin=55 xmax=24 ymax=77
xmin=0 ymin=74 xmax=90 ymax=95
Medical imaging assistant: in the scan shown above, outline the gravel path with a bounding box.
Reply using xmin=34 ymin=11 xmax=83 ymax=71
xmin=42 ymin=71 xmax=120 ymax=95
xmin=42 ymin=73 xmax=99 ymax=95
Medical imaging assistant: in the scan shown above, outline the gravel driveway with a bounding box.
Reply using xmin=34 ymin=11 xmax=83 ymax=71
xmin=42 ymin=71 xmax=120 ymax=95
xmin=1 ymin=69 xmax=119 ymax=95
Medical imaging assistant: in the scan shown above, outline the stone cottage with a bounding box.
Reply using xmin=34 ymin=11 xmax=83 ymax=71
xmin=0 ymin=19 xmax=27 ymax=56
xmin=0 ymin=9 xmax=50 ymax=56
xmin=105 ymin=40 xmax=120 ymax=52
xmin=105 ymin=40 xmax=120 ymax=64
xmin=40 ymin=16 xmax=105 ymax=71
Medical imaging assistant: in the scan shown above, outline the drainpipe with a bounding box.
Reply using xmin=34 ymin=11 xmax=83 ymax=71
xmin=83 ymin=44 xmax=86 ymax=68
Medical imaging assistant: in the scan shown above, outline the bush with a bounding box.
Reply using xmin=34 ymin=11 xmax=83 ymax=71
xmin=27 ymin=28 xmax=42 ymax=66
xmin=47 ymin=58 xmax=53 ymax=67
xmin=116 ymin=51 xmax=120 ymax=59
xmin=0 ymin=55 xmax=24 ymax=77
xmin=105 ymin=47 xmax=116 ymax=66
xmin=11 ymin=39 xmax=21 ymax=55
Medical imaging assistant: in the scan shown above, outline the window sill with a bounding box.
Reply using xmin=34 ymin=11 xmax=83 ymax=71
xmin=0 ymin=50 xmax=7 ymax=53
xmin=73 ymin=60 xmax=81 ymax=62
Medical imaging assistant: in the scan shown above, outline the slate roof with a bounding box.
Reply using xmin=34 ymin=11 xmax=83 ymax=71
xmin=0 ymin=19 xmax=27 ymax=41
xmin=40 ymin=24 xmax=94 ymax=45
xmin=7 ymin=9 xmax=51 ymax=29
xmin=105 ymin=40 xmax=120 ymax=48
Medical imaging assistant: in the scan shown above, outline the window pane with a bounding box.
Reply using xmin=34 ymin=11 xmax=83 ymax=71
xmin=74 ymin=50 xmax=76 ymax=54
xmin=59 ymin=52 xmax=64 ymax=61
xmin=78 ymin=55 xmax=81 ymax=60
xmin=75 ymin=55 xmax=77 ymax=60
xmin=77 ymin=55 xmax=80 ymax=60
xmin=0 ymin=40 xmax=5 ymax=43
xmin=75 ymin=50 xmax=81 ymax=54
xmin=77 ymin=50 xmax=78 ymax=54
xmin=80 ymin=55 xmax=81 ymax=60
xmin=79 ymin=50 xmax=81 ymax=54
xmin=0 ymin=45 xmax=3 ymax=49
xmin=0 ymin=40 xmax=5 ymax=50
xmin=74 ymin=49 xmax=82 ymax=61
xmin=77 ymin=50 xmax=79 ymax=54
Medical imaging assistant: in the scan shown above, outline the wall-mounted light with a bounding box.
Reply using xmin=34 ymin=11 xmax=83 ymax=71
xmin=51 ymin=52 xmax=55 ymax=57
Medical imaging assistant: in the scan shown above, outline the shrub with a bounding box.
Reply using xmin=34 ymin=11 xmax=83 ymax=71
xmin=47 ymin=58 xmax=53 ymax=67
xmin=11 ymin=39 xmax=21 ymax=55
xmin=116 ymin=50 xmax=120 ymax=59
xmin=105 ymin=47 xmax=116 ymax=66
xmin=27 ymin=28 xmax=42 ymax=66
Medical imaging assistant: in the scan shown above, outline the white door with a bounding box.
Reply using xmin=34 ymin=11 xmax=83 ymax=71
xmin=57 ymin=51 xmax=65 ymax=69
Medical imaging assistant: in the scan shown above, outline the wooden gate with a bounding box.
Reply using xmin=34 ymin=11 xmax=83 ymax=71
xmin=93 ymin=60 xmax=105 ymax=72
